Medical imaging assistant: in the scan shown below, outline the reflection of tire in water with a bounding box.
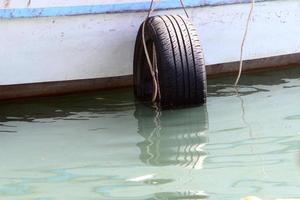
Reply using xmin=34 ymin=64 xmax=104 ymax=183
xmin=134 ymin=104 xmax=209 ymax=169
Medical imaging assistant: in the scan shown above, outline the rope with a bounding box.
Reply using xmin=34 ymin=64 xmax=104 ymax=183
xmin=142 ymin=21 xmax=159 ymax=102
xmin=142 ymin=0 xmax=189 ymax=102
xmin=142 ymin=0 xmax=159 ymax=102
xmin=179 ymin=0 xmax=189 ymax=18
xmin=234 ymin=0 xmax=255 ymax=86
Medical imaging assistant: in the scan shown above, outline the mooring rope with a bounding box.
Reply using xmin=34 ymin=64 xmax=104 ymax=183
xmin=142 ymin=21 xmax=159 ymax=102
xmin=142 ymin=0 xmax=189 ymax=102
xmin=179 ymin=0 xmax=190 ymax=19
xmin=142 ymin=0 xmax=159 ymax=102
xmin=234 ymin=0 xmax=255 ymax=86
xmin=233 ymin=1 xmax=267 ymax=184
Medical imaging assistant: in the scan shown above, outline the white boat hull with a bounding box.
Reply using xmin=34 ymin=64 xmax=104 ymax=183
xmin=0 ymin=0 xmax=300 ymax=98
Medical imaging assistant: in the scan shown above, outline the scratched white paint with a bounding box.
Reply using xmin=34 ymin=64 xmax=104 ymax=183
xmin=0 ymin=0 xmax=300 ymax=85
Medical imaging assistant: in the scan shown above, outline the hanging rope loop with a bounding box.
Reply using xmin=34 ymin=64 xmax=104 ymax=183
xmin=142 ymin=0 xmax=189 ymax=102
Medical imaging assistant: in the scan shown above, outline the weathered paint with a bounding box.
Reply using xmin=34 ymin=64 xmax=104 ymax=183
xmin=0 ymin=0 xmax=267 ymax=19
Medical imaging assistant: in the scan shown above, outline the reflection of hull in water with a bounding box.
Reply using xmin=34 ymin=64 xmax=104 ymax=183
xmin=135 ymin=104 xmax=209 ymax=169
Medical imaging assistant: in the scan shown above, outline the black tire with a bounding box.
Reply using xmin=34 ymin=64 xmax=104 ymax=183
xmin=133 ymin=15 xmax=207 ymax=108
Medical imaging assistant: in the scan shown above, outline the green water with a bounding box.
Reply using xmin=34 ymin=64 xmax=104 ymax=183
xmin=1 ymin=67 xmax=300 ymax=200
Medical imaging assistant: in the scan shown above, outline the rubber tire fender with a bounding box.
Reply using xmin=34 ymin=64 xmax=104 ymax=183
xmin=133 ymin=15 xmax=207 ymax=108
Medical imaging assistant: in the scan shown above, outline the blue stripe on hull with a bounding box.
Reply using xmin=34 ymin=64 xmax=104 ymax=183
xmin=0 ymin=0 xmax=260 ymax=19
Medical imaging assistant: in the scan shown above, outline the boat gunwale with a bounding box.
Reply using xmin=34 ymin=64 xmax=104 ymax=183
xmin=0 ymin=0 xmax=268 ymax=19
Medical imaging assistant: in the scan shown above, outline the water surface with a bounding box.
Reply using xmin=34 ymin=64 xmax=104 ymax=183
xmin=1 ymin=67 xmax=300 ymax=200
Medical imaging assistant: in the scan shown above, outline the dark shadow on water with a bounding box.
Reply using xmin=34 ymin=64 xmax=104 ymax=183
xmin=0 ymin=89 xmax=134 ymax=123
xmin=134 ymin=104 xmax=209 ymax=168
xmin=208 ymin=66 xmax=300 ymax=97
xmin=2 ymin=66 xmax=300 ymax=123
